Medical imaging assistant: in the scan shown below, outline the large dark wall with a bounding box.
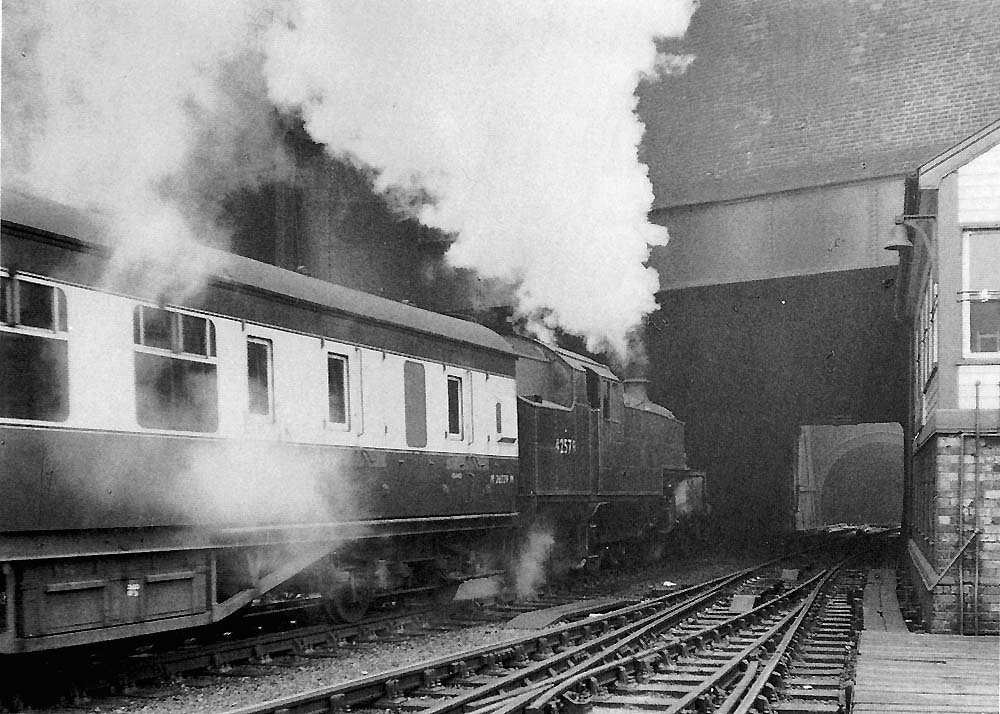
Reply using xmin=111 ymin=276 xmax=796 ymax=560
xmin=646 ymin=266 xmax=908 ymax=542
xmin=223 ymin=122 xmax=476 ymax=309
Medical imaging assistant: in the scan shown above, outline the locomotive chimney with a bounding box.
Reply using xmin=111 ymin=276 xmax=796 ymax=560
xmin=623 ymin=377 xmax=651 ymax=407
xmin=621 ymin=351 xmax=651 ymax=407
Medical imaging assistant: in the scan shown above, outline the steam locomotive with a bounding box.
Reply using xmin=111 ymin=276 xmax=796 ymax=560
xmin=0 ymin=193 xmax=704 ymax=654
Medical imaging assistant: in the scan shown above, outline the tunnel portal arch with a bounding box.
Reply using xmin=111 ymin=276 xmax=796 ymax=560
xmin=793 ymin=423 xmax=903 ymax=529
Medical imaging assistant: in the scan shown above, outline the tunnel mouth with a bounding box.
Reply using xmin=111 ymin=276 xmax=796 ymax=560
xmin=794 ymin=422 xmax=903 ymax=530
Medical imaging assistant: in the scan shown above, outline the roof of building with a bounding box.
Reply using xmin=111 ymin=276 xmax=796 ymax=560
xmin=639 ymin=0 xmax=1000 ymax=209
xmin=917 ymin=117 xmax=1000 ymax=187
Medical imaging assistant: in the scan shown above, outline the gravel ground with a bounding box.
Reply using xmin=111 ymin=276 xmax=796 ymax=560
xmin=23 ymin=551 xmax=767 ymax=714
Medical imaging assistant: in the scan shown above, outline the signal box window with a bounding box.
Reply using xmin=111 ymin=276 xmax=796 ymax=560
xmin=0 ymin=277 xmax=69 ymax=421
xmin=965 ymin=231 xmax=1000 ymax=353
xmin=327 ymin=353 xmax=349 ymax=425
xmin=247 ymin=338 xmax=273 ymax=417
xmin=133 ymin=305 xmax=218 ymax=432
xmin=447 ymin=375 xmax=463 ymax=438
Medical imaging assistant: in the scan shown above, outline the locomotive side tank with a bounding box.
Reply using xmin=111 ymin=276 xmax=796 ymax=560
xmin=0 ymin=193 xmax=519 ymax=652
xmin=509 ymin=336 xmax=694 ymax=572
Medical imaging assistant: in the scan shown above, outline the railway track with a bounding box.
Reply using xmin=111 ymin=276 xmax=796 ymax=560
xmin=3 ymin=548 xmax=855 ymax=713
xmin=219 ymin=555 xmax=828 ymax=714
xmin=527 ymin=566 xmax=863 ymax=714
xmin=2 ymin=605 xmax=435 ymax=709
xmin=0 ymin=568 xmax=674 ymax=709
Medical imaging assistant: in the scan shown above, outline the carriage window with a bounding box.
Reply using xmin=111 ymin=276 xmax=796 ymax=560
xmin=496 ymin=401 xmax=503 ymax=434
xmin=133 ymin=305 xmax=218 ymax=432
xmin=404 ymin=361 xmax=427 ymax=447
xmin=327 ymin=353 xmax=349 ymax=425
xmin=133 ymin=305 xmax=215 ymax=357
xmin=447 ymin=375 xmax=463 ymax=438
xmin=137 ymin=306 xmax=172 ymax=350
xmin=1 ymin=277 xmax=67 ymax=331
xmin=182 ymin=314 xmax=213 ymax=356
xmin=247 ymin=338 xmax=273 ymax=417
xmin=0 ymin=277 xmax=69 ymax=421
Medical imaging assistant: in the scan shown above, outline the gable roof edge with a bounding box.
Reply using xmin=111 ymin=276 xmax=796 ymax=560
xmin=918 ymin=117 xmax=1000 ymax=188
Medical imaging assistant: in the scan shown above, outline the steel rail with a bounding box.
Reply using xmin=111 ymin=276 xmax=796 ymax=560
xmin=224 ymin=579 xmax=740 ymax=714
xmin=417 ymin=581 xmax=732 ymax=714
xmin=504 ymin=566 xmax=838 ymax=714
xmin=727 ymin=563 xmax=862 ymax=714
xmin=221 ymin=559 xmax=798 ymax=714
xmin=719 ymin=565 xmax=839 ymax=714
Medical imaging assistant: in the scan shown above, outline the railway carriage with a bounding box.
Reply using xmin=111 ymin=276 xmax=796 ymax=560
xmin=0 ymin=193 xmax=520 ymax=653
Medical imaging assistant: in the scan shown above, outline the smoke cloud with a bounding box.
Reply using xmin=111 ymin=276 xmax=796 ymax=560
xmin=176 ymin=439 xmax=362 ymax=527
xmin=261 ymin=1 xmax=695 ymax=358
xmin=2 ymin=0 xmax=696 ymax=358
xmin=1 ymin=0 xmax=291 ymax=297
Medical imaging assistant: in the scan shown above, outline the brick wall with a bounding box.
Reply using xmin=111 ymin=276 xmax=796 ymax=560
xmin=640 ymin=0 xmax=1000 ymax=207
xmin=908 ymin=434 xmax=1000 ymax=633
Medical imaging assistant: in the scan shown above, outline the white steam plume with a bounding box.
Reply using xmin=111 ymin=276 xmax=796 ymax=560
xmin=262 ymin=1 xmax=696 ymax=359
xmin=514 ymin=528 xmax=555 ymax=598
xmin=1 ymin=0 xmax=290 ymax=296
xmin=3 ymin=1 xmax=696 ymax=357
xmin=176 ymin=439 xmax=362 ymax=527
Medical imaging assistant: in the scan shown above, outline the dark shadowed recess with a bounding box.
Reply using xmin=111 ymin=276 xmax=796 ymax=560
xmin=647 ymin=265 xmax=908 ymax=543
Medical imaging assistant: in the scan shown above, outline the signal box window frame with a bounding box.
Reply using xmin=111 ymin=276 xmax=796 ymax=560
xmin=963 ymin=230 xmax=1000 ymax=356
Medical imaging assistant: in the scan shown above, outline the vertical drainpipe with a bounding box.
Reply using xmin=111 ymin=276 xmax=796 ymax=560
xmin=973 ymin=381 xmax=981 ymax=635
xmin=958 ymin=430 xmax=965 ymax=634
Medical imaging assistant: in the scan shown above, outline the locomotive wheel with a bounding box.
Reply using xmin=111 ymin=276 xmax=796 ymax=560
xmin=326 ymin=581 xmax=372 ymax=623
xmin=640 ymin=528 xmax=666 ymax=565
xmin=433 ymin=580 xmax=461 ymax=605
xmin=625 ymin=531 xmax=664 ymax=567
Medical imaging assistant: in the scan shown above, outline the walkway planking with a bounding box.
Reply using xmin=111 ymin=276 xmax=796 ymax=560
xmin=852 ymin=568 xmax=999 ymax=713
xmin=853 ymin=632 xmax=999 ymax=713
xmin=861 ymin=568 xmax=908 ymax=631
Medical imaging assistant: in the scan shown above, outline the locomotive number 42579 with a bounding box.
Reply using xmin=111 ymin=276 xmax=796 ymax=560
xmin=554 ymin=438 xmax=577 ymax=454
xmin=490 ymin=473 xmax=515 ymax=485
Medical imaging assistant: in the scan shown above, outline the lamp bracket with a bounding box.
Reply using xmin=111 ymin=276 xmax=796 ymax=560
xmin=895 ymin=214 xmax=936 ymax=224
